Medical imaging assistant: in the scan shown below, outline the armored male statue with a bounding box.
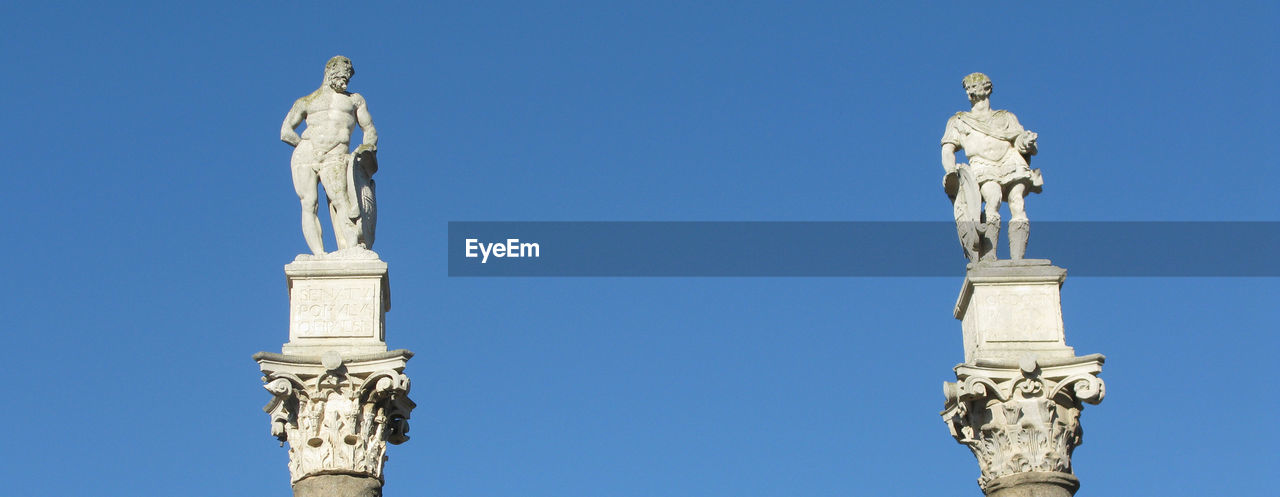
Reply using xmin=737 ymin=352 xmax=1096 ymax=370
xmin=281 ymin=55 xmax=380 ymax=256
xmin=941 ymin=72 xmax=1042 ymax=262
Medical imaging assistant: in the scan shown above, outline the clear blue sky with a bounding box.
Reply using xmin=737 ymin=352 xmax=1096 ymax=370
xmin=5 ymin=2 xmax=1277 ymax=496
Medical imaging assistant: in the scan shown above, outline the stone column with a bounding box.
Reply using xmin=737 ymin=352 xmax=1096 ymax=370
xmin=943 ymin=261 xmax=1105 ymax=496
xmin=255 ymin=252 xmax=415 ymax=497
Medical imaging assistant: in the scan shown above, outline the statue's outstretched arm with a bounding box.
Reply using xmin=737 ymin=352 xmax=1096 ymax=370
xmin=354 ymin=94 xmax=378 ymax=153
xmin=281 ymin=100 xmax=304 ymax=147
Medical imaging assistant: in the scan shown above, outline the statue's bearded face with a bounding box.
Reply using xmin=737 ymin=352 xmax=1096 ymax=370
xmin=326 ymin=69 xmax=352 ymax=92
xmin=965 ymin=80 xmax=992 ymax=104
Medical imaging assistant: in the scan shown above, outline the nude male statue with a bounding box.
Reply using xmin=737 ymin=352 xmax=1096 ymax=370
xmin=940 ymin=72 xmax=1042 ymax=262
xmin=281 ymin=55 xmax=378 ymax=255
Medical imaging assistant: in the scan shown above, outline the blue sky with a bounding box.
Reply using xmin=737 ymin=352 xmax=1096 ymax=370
xmin=4 ymin=2 xmax=1277 ymax=496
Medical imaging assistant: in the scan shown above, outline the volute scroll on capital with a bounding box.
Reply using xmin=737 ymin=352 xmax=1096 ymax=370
xmin=258 ymin=352 xmax=416 ymax=483
xmin=941 ymin=355 xmax=1105 ymax=492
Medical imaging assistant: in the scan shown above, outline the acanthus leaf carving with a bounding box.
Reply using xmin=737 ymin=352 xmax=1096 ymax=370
xmin=260 ymin=359 xmax=415 ymax=483
xmin=942 ymin=357 xmax=1103 ymax=492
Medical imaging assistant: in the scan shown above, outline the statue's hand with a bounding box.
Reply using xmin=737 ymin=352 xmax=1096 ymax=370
xmin=354 ymin=143 xmax=377 ymax=155
xmin=281 ymin=131 xmax=302 ymax=147
xmin=1015 ymin=131 xmax=1037 ymax=154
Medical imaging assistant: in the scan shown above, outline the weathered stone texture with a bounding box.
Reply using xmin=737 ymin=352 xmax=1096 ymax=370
xmin=293 ymin=474 xmax=382 ymax=497
xmin=943 ymin=258 xmax=1104 ymax=496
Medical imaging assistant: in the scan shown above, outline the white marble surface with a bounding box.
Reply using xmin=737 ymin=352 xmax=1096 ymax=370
xmin=283 ymin=255 xmax=390 ymax=356
xmin=256 ymin=350 xmax=415 ymax=483
xmin=955 ymin=261 xmax=1073 ymax=363
xmin=281 ymin=55 xmax=380 ymax=256
xmin=941 ymin=73 xmax=1042 ymax=262
xmin=942 ymin=355 xmax=1104 ymax=494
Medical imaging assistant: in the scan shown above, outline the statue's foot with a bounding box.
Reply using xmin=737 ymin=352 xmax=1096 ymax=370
xmin=294 ymin=252 xmax=327 ymax=262
xmin=325 ymin=246 xmax=381 ymax=260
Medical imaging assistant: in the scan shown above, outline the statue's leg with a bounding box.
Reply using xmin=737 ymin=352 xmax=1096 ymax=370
xmin=979 ymin=182 xmax=1003 ymax=261
xmin=292 ymin=165 xmax=326 ymax=255
xmin=1007 ymin=183 xmax=1029 ymax=260
xmin=319 ymin=164 xmax=358 ymax=250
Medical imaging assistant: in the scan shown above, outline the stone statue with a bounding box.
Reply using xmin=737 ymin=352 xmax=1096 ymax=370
xmin=941 ymin=73 xmax=1042 ymax=262
xmin=282 ymin=55 xmax=380 ymax=256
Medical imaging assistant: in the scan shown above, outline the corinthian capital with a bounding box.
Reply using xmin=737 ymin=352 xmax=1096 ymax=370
xmin=255 ymin=350 xmax=416 ymax=484
xmin=941 ymin=355 xmax=1104 ymax=496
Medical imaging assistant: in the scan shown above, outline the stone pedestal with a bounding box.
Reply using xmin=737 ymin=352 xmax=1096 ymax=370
xmin=256 ymin=252 xmax=414 ymax=497
xmin=943 ymin=261 xmax=1104 ymax=496
xmin=284 ymin=258 xmax=391 ymax=356
xmin=954 ymin=260 xmax=1073 ymax=364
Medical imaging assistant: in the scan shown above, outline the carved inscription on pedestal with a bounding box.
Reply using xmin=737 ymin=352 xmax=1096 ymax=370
xmin=290 ymin=281 xmax=379 ymax=339
xmin=974 ymin=285 xmax=1062 ymax=343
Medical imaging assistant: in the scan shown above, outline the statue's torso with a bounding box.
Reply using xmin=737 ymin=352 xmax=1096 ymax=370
xmin=296 ymin=90 xmax=361 ymax=163
xmin=948 ymin=111 xmax=1027 ymax=167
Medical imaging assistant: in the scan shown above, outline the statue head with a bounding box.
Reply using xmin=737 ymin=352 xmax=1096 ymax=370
xmin=324 ymin=56 xmax=355 ymax=92
xmin=962 ymin=72 xmax=992 ymax=104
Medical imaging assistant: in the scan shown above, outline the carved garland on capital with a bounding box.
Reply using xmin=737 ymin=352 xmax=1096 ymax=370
xmin=262 ymin=367 xmax=415 ymax=483
xmin=942 ymin=361 xmax=1104 ymax=492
